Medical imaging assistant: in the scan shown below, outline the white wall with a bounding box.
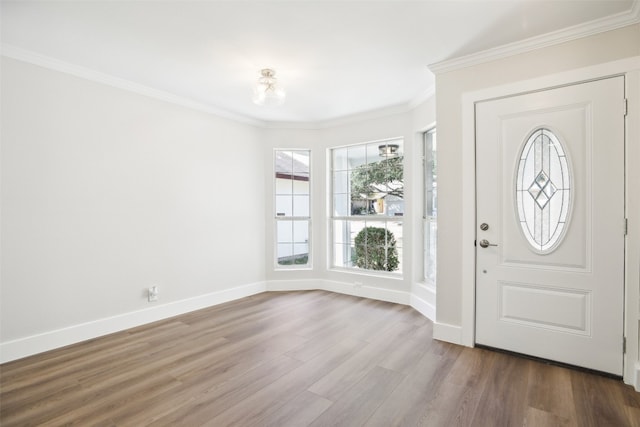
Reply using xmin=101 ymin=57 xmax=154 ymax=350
xmin=1 ymin=58 xmax=266 ymax=353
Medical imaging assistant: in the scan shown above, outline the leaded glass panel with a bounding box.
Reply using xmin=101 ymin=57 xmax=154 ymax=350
xmin=515 ymin=128 xmax=571 ymax=253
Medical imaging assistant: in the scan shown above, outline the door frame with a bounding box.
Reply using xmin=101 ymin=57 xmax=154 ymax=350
xmin=459 ymin=57 xmax=640 ymax=389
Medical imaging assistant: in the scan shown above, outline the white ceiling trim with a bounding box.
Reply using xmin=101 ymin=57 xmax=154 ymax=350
xmin=263 ymin=103 xmax=412 ymax=130
xmin=264 ymin=86 xmax=436 ymax=130
xmin=1 ymin=43 xmax=436 ymax=130
xmin=1 ymin=43 xmax=436 ymax=129
xmin=257 ymin=86 xmax=437 ymax=129
xmin=0 ymin=44 xmax=266 ymax=127
xmin=408 ymin=85 xmax=437 ymax=110
xmin=429 ymin=0 xmax=640 ymax=74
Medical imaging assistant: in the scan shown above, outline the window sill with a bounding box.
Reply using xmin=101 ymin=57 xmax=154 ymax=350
xmin=328 ymin=267 xmax=403 ymax=280
xmin=274 ymin=266 xmax=313 ymax=272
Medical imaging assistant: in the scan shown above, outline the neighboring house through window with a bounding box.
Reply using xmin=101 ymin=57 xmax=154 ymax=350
xmin=274 ymin=150 xmax=311 ymax=268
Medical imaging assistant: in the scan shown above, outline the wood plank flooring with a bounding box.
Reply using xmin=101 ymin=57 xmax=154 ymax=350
xmin=1 ymin=290 xmax=639 ymax=426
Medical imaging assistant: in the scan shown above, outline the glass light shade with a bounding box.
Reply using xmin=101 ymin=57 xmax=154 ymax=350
xmin=252 ymin=84 xmax=286 ymax=106
xmin=252 ymin=69 xmax=286 ymax=106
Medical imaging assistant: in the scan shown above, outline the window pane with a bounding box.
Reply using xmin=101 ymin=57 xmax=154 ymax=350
xmin=348 ymin=145 xmax=367 ymax=169
xmin=275 ymin=150 xmax=293 ymax=174
xmin=293 ymin=195 xmax=309 ymax=217
xmin=347 ymin=220 xmax=367 ymax=246
xmin=333 ymin=243 xmax=354 ymax=268
xmin=333 ymin=170 xmax=349 ymax=194
xmin=277 ymin=243 xmax=292 ymax=264
xmin=333 ymin=220 xmax=346 ymax=244
xmin=275 ymin=177 xmax=293 ymax=195
xmin=293 ymin=220 xmax=309 ymax=243
xmin=385 ymin=196 xmax=404 ymax=216
xmin=293 ymin=176 xmax=309 ymax=194
xmin=387 ymin=220 xmax=403 ymax=248
xmin=292 ymin=150 xmax=309 ymax=174
xmin=275 ymin=195 xmax=292 ymax=217
xmin=293 ymin=243 xmax=309 ymax=258
xmin=333 ymin=147 xmax=349 ymax=171
xmin=277 ymin=221 xmax=293 ymax=243
xmin=424 ymin=219 xmax=437 ymax=283
xmin=333 ymin=194 xmax=349 ymax=217
xmin=350 ymin=196 xmax=370 ymax=216
xmin=278 ymin=246 xmax=309 ymax=266
xmin=366 ymin=143 xmax=380 ymax=163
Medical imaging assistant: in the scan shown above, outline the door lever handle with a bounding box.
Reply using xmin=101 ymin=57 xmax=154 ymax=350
xmin=479 ymin=239 xmax=498 ymax=248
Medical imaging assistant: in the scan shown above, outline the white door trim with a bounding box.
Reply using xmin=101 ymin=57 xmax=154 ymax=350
xmin=460 ymin=56 xmax=640 ymax=389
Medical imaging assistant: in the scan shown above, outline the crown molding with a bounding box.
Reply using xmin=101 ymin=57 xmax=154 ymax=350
xmin=1 ymin=44 xmax=266 ymax=127
xmin=408 ymin=85 xmax=436 ymax=110
xmin=263 ymin=88 xmax=436 ymax=130
xmin=429 ymin=1 xmax=640 ymax=74
xmin=263 ymin=103 xmax=411 ymax=130
xmin=2 ymin=43 xmax=435 ymax=130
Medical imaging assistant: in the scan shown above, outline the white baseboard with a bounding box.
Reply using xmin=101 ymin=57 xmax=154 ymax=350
xmin=433 ymin=321 xmax=463 ymax=345
xmin=0 ymin=281 xmax=266 ymax=363
xmin=410 ymin=282 xmax=436 ymax=321
xmin=266 ymin=279 xmax=410 ymax=305
xmin=634 ymin=362 xmax=640 ymax=392
xmin=1 ymin=279 xmax=425 ymax=363
xmin=266 ymin=278 xmax=325 ymax=292
xmin=410 ymin=294 xmax=435 ymax=321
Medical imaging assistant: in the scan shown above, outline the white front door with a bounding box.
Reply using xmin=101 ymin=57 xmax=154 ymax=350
xmin=475 ymin=77 xmax=625 ymax=375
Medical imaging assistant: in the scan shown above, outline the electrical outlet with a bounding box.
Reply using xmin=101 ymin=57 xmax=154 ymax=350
xmin=148 ymin=285 xmax=158 ymax=302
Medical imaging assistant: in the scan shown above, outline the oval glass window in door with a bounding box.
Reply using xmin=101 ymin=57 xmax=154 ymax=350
xmin=515 ymin=128 xmax=572 ymax=253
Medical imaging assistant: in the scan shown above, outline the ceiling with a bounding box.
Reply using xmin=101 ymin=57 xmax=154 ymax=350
xmin=1 ymin=1 xmax=637 ymax=125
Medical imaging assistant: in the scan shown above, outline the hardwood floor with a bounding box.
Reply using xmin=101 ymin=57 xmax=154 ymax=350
xmin=1 ymin=290 xmax=639 ymax=426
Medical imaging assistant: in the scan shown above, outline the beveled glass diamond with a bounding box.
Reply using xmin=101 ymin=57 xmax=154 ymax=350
xmin=535 ymin=192 xmax=550 ymax=208
xmin=528 ymin=183 xmax=541 ymax=199
xmin=528 ymin=171 xmax=557 ymax=209
xmin=543 ymin=182 xmax=557 ymax=198
xmin=535 ymin=171 xmax=550 ymax=186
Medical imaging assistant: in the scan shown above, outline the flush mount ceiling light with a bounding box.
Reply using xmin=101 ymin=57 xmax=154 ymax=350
xmin=379 ymin=144 xmax=400 ymax=157
xmin=252 ymin=68 xmax=286 ymax=107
